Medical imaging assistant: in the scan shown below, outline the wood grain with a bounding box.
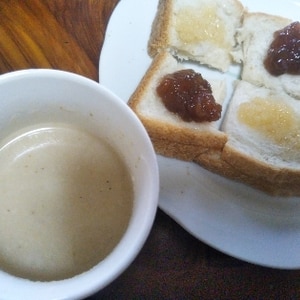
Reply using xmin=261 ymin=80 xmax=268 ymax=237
xmin=1 ymin=1 xmax=300 ymax=299
xmin=0 ymin=0 xmax=118 ymax=80
xmin=91 ymin=210 xmax=300 ymax=299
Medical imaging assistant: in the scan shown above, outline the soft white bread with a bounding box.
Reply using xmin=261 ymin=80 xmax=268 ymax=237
xmin=237 ymin=12 xmax=300 ymax=99
xmin=148 ymin=0 xmax=244 ymax=72
xmin=221 ymin=80 xmax=300 ymax=196
xmin=130 ymin=2 xmax=300 ymax=196
xmin=129 ymin=52 xmax=300 ymax=195
xmin=128 ymin=50 xmax=228 ymax=162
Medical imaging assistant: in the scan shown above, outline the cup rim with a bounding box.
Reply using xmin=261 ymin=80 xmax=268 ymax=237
xmin=0 ymin=69 xmax=159 ymax=299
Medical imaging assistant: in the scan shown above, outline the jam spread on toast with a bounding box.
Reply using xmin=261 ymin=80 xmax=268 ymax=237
xmin=156 ymin=69 xmax=222 ymax=122
xmin=264 ymin=21 xmax=300 ymax=76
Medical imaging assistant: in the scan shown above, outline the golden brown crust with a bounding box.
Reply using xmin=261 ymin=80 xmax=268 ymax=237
xmin=219 ymin=143 xmax=300 ymax=196
xmin=129 ymin=50 xmax=227 ymax=164
xmin=128 ymin=51 xmax=168 ymax=109
xmin=148 ymin=0 xmax=245 ymax=71
xmin=192 ymin=146 xmax=300 ymax=196
xmin=134 ymin=113 xmax=227 ymax=162
xmin=147 ymin=0 xmax=173 ymax=57
xmin=222 ymin=144 xmax=280 ymax=181
xmin=130 ymin=5 xmax=300 ymax=196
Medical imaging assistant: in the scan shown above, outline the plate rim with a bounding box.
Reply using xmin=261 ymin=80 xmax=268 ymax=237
xmin=99 ymin=0 xmax=300 ymax=269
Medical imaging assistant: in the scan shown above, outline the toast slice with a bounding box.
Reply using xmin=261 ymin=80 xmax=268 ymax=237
xmin=128 ymin=50 xmax=228 ymax=163
xmin=221 ymin=80 xmax=300 ymax=196
xmin=148 ymin=0 xmax=244 ymax=72
xmin=237 ymin=12 xmax=300 ymax=99
xmin=130 ymin=3 xmax=300 ymax=196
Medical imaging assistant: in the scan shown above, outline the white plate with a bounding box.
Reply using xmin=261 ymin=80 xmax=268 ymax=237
xmin=99 ymin=0 xmax=300 ymax=269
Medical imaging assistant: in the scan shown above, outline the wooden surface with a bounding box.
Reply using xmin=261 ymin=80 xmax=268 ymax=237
xmin=0 ymin=1 xmax=300 ymax=299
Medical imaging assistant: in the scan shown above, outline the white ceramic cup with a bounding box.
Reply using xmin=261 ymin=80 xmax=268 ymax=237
xmin=0 ymin=69 xmax=159 ymax=300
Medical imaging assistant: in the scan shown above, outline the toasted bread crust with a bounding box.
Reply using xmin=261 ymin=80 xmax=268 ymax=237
xmin=129 ymin=51 xmax=227 ymax=162
xmin=130 ymin=2 xmax=300 ymax=196
xmin=221 ymin=144 xmax=300 ymax=196
xmin=148 ymin=0 xmax=173 ymax=57
xmin=148 ymin=0 xmax=244 ymax=71
xmin=129 ymin=50 xmax=168 ymax=110
xmin=142 ymin=117 xmax=227 ymax=160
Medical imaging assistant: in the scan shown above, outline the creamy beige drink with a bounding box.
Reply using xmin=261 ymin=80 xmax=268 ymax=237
xmin=0 ymin=124 xmax=133 ymax=281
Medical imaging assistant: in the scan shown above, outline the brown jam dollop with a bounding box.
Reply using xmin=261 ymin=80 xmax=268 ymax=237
xmin=156 ymin=69 xmax=222 ymax=122
xmin=264 ymin=21 xmax=300 ymax=76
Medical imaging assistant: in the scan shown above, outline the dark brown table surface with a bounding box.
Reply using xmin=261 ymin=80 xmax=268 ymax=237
xmin=1 ymin=1 xmax=300 ymax=299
